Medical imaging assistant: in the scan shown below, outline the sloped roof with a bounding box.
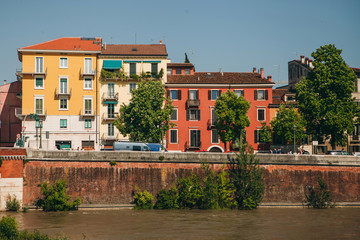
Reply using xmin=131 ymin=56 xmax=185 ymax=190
xmin=18 ymin=37 xmax=102 ymax=51
xmin=167 ymin=72 xmax=274 ymax=85
xmin=101 ymin=44 xmax=167 ymax=56
xmin=167 ymin=63 xmax=194 ymax=68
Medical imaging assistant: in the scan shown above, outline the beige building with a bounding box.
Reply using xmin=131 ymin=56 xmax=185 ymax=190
xmin=98 ymin=43 xmax=170 ymax=148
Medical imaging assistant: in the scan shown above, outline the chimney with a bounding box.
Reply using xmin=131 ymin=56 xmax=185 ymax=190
xmin=300 ymin=55 xmax=305 ymax=64
xmin=159 ymin=40 xmax=162 ymax=44
xmin=3 ymin=80 xmax=7 ymax=85
xmin=253 ymin=67 xmax=256 ymax=73
xmin=305 ymin=57 xmax=309 ymax=66
xmin=220 ymin=68 xmax=223 ymax=76
xmin=267 ymin=75 xmax=272 ymax=82
xmin=309 ymin=59 xmax=314 ymax=69
xmin=260 ymin=68 xmax=264 ymax=78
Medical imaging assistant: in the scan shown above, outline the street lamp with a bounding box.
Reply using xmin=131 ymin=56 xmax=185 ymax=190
xmin=293 ymin=125 xmax=296 ymax=154
xmin=39 ymin=119 xmax=43 ymax=149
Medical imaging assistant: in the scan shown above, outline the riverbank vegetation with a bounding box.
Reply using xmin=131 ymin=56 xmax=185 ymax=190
xmin=35 ymin=180 xmax=81 ymax=212
xmin=0 ymin=216 xmax=68 ymax=240
xmin=5 ymin=195 xmax=21 ymax=212
xmin=305 ymin=177 xmax=335 ymax=209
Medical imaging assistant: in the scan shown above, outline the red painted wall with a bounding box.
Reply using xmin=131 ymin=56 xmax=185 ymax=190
xmin=0 ymin=148 xmax=26 ymax=178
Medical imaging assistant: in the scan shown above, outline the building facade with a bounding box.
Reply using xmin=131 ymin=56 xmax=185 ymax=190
xmin=16 ymin=37 xmax=102 ymax=150
xmin=288 ymin=55 xmax=313 ymax=91
xmin=165 ymin=67 xmax=274 ymax=152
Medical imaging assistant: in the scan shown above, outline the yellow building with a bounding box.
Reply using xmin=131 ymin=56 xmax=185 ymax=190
xmin=16 ymin=37 xmax=102 ymax=150
xmin=98 ymin=42 xmax=170 ymax=148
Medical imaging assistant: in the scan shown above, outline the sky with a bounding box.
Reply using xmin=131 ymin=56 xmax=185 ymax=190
xmin=0 ymin=0 xmax=359 ymax=86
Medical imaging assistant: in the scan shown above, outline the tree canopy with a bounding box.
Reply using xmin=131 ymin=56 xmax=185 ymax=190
xmin=296 ymin=44 xmax=358 ymax=148
xmin=214 ymin=90 xmax=250 ymax=151
xmin=114 ymin=79 xmax=173 ymax=143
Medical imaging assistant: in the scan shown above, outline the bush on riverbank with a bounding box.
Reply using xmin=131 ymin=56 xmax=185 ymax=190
xmin=35 ymin=179 xmax=81 ymax=212
xmin=5 ymin=195 xmax=21 ymax=212
xmin=305 ymin=177 xmax=335 ymax=209
xmin=133 ymin=187 xmax=154 ymax=210
xmin=0 ymin=216 xmax=68 ymax=240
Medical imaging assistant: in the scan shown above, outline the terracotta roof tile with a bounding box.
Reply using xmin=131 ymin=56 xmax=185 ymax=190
xmin=19 ymin=37 xmax=102 ymax=51
xmin=167 ymin=72 xmax=273 ymax=85
xmin=167 ymin=63 xmax=194 ymax=67
xmin=101 ymin=44 xmax=167 ymax=56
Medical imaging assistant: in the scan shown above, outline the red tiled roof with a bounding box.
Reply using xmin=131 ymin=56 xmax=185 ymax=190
xmin=101 ymin=44 xmax=167 ymax=56
xmin=351 ymin=67 xmax=360 ymax=73
xmin=167 ymin=63 xmax=194 ymax=67
xmin=167 ymin=72 xmax=273 ymax=85
xmin=19 ymin=37 xmax=102 ymax=51
xmin=272 ymin=89 xmax=290 ymax=105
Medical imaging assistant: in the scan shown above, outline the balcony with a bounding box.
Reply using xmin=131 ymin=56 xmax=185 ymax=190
xmin=102 ymin=92 xmax=119 ymax=103
xmin=80 ymin=68 xmax=96 ymax=77
xmin=207 ymin=119 xmax=216 ymax=130
xmin=15 ymin=67 xmax=47 ymax=78
xmin=79 ymin=109 xmax=95 ymax=118
xmin=101 ymin=133 xmax=119 ymax=141
xmin=186 ymin=99 xmax=200 ymax=108
xmin=102 ymin=112 xmax=118 ymax=122
xmin=185 ymin=141 xmax=201 ymax=151
xmin=350 ymin=135 xmax=360 ymax=143
xmin=15 ymin=108 xmax=47 ymax=120
xmin=55 ymin=88 xmax=72 ymax=98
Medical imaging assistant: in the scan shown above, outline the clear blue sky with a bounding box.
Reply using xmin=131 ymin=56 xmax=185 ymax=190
xmin=1 ymin=0 xmax=359 ymax=85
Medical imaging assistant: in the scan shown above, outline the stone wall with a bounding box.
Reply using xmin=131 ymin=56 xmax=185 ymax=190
xmin=22 ymin=150 xmax=360 ymax=205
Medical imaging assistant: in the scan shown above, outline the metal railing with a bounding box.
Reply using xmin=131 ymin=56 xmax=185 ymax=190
xmin=55 ymin=87 xmax=72 ymax=97
xmin=102 ymin=92 xmax=119 ymax=102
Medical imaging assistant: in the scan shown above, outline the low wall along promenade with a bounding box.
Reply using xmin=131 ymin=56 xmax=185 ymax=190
xmin=20 ymin=149 xmax=360 ymax=207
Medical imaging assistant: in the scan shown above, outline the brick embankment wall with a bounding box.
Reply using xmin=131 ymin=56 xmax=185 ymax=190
xmin=22 ymin=150 xmax=360 ymax=205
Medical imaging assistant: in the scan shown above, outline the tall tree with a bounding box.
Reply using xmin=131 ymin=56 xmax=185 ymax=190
xmin=214 ymin=90 xmax=251 ymax=151
xmin=184 ymin=53 xmax=190 ymax=63
xmin=114 ymin=79 xmax=173 ymax=143
xmin=296 ymin=44 xmax=358 ymax=149
xmin=270 ymin=104 xmax=305 ymax=145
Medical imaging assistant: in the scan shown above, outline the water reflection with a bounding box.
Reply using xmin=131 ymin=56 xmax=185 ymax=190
xmin=1 ymin=208 xmax=359 ymax=240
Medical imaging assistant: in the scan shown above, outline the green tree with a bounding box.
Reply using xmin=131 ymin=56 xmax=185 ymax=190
xmin=114 ymin=79 xmax=174 ymax=143
xmin=270 ymin=104 xmax=306 ymax=145
xmin=259 ymin=122 xmax=272 ymax=144
xmin=185 ymin=53 xmax=190 ymax=63
xmin=296 ymin=44 xmax=358 ymax=149
xmin=214 ymin=90 xmax=251 ymax=151
xmin=228 ymin=140 xmax=265 ymax=210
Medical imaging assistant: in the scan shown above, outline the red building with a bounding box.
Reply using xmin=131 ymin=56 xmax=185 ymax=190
xmin=165 ymin=65 xmax=274 ymax=152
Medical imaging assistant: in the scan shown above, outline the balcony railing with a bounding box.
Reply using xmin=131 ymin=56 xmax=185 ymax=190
xmin=55 ymin=88 xmax=72 ymax=98
xmin=15 ymin=108 xmax=47 ymax=120
xmin=350 ymin=135 xmax=360 ymax=142
xmin=101 ymin=133 xmax=119 ymax=141
xmin=79 ymin=108 xmax=95 ymax=118
xmin=102 ymin=112 xmax=118 ymax=122
xmin=102 ymin=92 xmax=119 ymax=102
xmin=185 ymin=141 xmax=202 ymax=150
xmin=80 ymin=68 xmax=96 ymax=77
xmin=15 ymin=67 xmax=47 ymax=77
xmin=186 ymin=99 xmax=200 ymax=108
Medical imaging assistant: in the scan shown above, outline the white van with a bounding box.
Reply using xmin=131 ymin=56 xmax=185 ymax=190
xmin=113 ymin=141 xmax=151 ymax=151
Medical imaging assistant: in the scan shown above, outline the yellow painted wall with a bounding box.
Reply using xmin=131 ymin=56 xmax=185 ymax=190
xmin=21 ymin=53 xmax=99 ymax=115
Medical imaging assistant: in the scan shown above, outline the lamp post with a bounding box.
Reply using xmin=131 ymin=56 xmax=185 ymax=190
xmin=293 ymin=124 xmax=296 ymax=154
xmin=39 ymin=119 xmax=43 ymax=149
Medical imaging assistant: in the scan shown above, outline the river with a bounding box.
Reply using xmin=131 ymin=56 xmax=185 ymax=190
xmin=1 ymin=208 xmax=359 ymax=240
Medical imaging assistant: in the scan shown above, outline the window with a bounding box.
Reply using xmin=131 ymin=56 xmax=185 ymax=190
xmin=130 ymin=63 xmax=136 ymax=76
xmin=84 ymin=58 xmax=92 ymax=74
xmin=176 ymin=68 xmax=181 ymax=74
xmin=108 ymin=104 xmax=115 ymax=118
xmin=85 ymin=119 xmax=92 ymax=129
xmin=189 ymin=90 xmax=198 ymax=100
xmin=129 ymin=83 xmax=137 ymax=93
xmin=35 ymin=57 xmax=43 ymax=73
xmin=170 ymin=129 xmax=178 ymax=143
xmin=151 ymin=63 xmax=158 ymax=75
xmin=211 ymin=129 xmax=219 ymax=143
xmin=59 ymin=98 xmax=68 ymax=110
xmin=60 ymin=77 xmax=68 ymax=94
xmin=235 ymin=90 xmax=244 ymax=97
xmin=60 ymin=119 xmax=67 ymax=128
xmin=167 ymin=68 xmax=172 ymax=75
xmin=169 ymin=90 xmax=181 ymax=100
xmin=108 ymin=123 xmax=114 ymax=137
xmin=170 ymin=109 xmax=178 ymax=121
xmin=190 ymin=130 xmax=201 ymax=147
xmin=211 ymin=109 xmax=218 ymax=125
xmin=254 ymin=130 xmax=261 ymax=143
xmin=84 ymin=97 xmax=92 ymax=115
xmin=108 ymin=83 xmax=115 ymax=98
xmin=209 ymin=90 xmax=221 ymax=100
xmin=35 ymin=77 xmax=44 ymax=89
xmin=60 ymin=57 xmax=68 ymax=68
xmin=35 ymin=97 xmax=44 ymax=114
xmin=84 ymin=78 xmax=93 ymax=90
xmin=185 ymin=68 xmax=190 ymax=75
xmin=255 ymin=90 xmax=268 ymax=100
xmin=187 ymin=109 xmax=200 ymax=121
xmin=257 ymin=109 xmax=265 ymax=121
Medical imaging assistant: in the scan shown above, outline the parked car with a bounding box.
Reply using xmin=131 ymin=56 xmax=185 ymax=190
xmin=146 ymin=143 xmax=167 ymax=152
xmin=353 ymin=152 xmax=360 ymax=156
xmin=327 ymin=150 xmax=350 ymax=155
xmin=113 ymin=141 xmax=151 ymax=151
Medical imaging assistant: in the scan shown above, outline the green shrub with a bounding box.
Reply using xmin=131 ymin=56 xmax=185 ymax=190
xmin=177 ymin=173 xmax=203 ymax=209
xmin=109 ymin=160 xmax=117 ymax=166
xmin=154 ymin=186 xmax=179 ymax=209
xmin=35 ymin=179 xmax=81 ymax=212
xmin=158 ymin=156 xmax=164 ymax=161
xmin=216 ymin=170 xmax=237 ymax=209
xmin=133 ymin=187 xmax=154 ymax=210
xmin=0 ymin=216 xmax=18 ymax=239
xmin=6 ymin=194 xmax=21 ymax=212
xmin=305 ymin=177 xmax=335 ymax=209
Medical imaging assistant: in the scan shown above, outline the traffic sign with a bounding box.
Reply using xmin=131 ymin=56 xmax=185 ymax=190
xmin=16 ymin=134 xmax=21 ymax=138
xmin=22 ymin=126 xmax=26 ymax=132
